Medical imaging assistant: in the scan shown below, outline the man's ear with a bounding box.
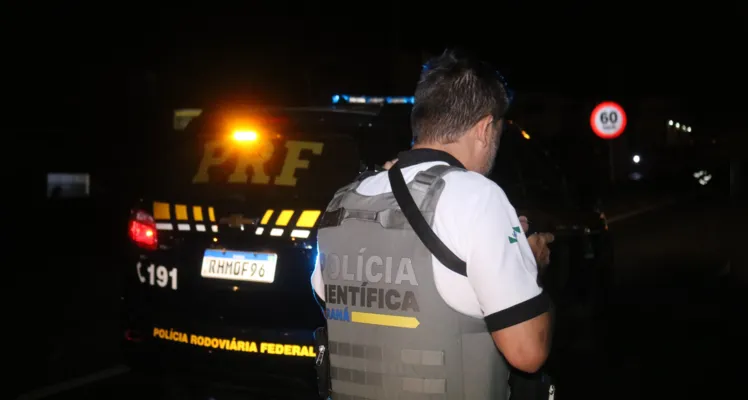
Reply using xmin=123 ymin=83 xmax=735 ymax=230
xmin=472 ymin=115 xmax=494 ymax=147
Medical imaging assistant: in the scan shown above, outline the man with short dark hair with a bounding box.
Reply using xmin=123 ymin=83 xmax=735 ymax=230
xmin=312 ymin=49 xmax=553 ymax=399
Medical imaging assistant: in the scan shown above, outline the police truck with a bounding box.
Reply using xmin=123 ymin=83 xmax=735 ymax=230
xmin=122 ymin=96 xmax=412 ymax=398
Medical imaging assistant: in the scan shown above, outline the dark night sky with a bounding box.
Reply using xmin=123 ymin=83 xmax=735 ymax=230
xmin=9 ymin=3 xmax=746 ymax=138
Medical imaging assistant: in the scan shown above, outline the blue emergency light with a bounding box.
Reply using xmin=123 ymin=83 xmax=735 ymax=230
xmin=332 ymin=94 xmax=415 ymax=105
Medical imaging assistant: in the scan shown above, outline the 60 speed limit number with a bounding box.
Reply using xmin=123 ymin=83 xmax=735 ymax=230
xmin=590 ymin=102 xmax=627 ymax=139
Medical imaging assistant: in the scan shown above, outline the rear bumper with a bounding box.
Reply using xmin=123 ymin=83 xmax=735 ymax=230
xmin=120 ymin=249 xmax=326 ymax=397
xmin=122 ymin=326 xmax=320 ymax=398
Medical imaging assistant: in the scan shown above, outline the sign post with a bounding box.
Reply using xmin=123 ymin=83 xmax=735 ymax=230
xmin=590 ymin=102 xmax=627 ymax=184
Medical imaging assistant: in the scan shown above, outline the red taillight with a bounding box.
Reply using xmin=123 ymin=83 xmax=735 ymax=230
xmin=124 ymin=329 xmax=144 ymax=342
xmin=129 ymin=210 xmax=157 ymax=250
xmin=600 ymin=212 xmax=609 ymax=231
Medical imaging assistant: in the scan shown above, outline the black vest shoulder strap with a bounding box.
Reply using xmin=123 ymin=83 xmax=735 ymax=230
xmin=388 ymin=163 xmax=467 ymax=276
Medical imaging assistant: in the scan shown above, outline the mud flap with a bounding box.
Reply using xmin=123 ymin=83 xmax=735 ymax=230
xmin=313 ymin=326 xmax=331 ymax=399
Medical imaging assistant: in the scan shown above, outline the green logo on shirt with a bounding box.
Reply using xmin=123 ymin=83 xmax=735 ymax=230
xmin=508 ymin=226 xmax=521 ymax=244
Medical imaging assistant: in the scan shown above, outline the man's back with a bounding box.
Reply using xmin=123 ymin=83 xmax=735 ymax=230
xmin=312 ymin=151 xmax=550 ymax=399
xmin=353 ymin=161 xmax=543 ymax=323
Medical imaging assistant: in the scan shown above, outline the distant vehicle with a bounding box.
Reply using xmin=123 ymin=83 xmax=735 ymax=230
xmin=123 ymin=99 xmax=411 ymax=398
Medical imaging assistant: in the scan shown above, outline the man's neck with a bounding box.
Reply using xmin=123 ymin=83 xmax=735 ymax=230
xmin=412 ymin=143 xmax=471 ymax=170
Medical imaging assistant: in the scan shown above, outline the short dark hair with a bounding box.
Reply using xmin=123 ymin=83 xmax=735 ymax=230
xmin=411 ymin=49 xmax=510 ymax=145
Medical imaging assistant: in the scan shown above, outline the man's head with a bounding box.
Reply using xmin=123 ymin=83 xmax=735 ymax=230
xmin=411 ymin=49 xmax=511 ymax=175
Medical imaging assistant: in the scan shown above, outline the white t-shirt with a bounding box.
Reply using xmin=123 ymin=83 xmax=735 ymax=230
xmin=311 ymin=161 xmax=547 ymax=331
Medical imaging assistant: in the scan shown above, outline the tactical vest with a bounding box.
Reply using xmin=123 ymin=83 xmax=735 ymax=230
xmin=317 ymin=164 xmax=511 ymax=400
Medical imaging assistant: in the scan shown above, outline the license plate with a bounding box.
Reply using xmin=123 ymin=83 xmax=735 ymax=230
xmin=201 ymin=249 xmax=278 ymax=283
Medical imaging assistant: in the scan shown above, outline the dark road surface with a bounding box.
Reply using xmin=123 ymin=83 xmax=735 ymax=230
xmin=553 ymin=189 xmax=731 ymax=399
xmin=15 ymin=188 xmax=733 ymax=400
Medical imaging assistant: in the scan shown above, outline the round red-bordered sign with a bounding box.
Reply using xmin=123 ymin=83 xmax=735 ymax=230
xmin=590 ymin=101 xmax=627 ymax=139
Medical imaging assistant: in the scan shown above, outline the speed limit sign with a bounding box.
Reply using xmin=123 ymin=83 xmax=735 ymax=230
xmin=590 ymin=101 xmax=627 ymax=139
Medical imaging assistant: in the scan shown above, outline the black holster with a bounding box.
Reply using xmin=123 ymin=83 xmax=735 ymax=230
xmin=313 ymin=326 xmax=331 ymax=399
xmin=509 ymin=369 xmax=556 ymax=400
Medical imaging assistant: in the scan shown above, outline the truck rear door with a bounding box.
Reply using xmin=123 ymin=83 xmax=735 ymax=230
xmin=124 ymin=108 xmax=366 ymax=353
